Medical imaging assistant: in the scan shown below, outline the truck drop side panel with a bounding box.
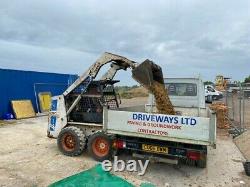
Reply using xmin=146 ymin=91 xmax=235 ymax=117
xmin=104 ymin=109 xmax=216 ymax=147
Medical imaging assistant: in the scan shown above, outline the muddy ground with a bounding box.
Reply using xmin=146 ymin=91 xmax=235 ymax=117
xmin=0 ymin=97 xmax=249 ymax=187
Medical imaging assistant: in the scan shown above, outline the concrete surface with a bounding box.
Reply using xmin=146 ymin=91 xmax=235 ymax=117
xmin=0 ymin=97 xmax=249 ymax=187
xmin=234 ymin=131 xmax=250 ymax=160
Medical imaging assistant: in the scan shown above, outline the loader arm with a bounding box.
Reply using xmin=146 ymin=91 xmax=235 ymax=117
xmin=63 ymin=52 xmax=136 ymax=96
xmin=63 ymin=52 xmax=165 ymax=116
xmin=64 ymin=52 xmax=137 ymax=116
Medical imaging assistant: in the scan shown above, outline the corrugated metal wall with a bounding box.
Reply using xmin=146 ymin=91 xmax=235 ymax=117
xmin=0 ymin=68 xmax=77 ymax=119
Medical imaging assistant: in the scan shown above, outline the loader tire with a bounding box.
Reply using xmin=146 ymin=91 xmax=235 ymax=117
xmin=87 ymin=132 xmax=112 ymax=162
xmin=57 ymin=126 xmax=86 ymax=156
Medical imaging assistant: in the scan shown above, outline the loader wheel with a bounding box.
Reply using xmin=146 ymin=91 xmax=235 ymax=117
xmin=57 ymin=126 xmax=86 ymax=156
xmin=87 ymin=132 xmax=112 ymax=162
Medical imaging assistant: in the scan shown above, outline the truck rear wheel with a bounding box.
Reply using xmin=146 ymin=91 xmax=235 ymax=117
xmin=195 ymin=153 xmax=207 ymax=168
xmin=87 ymin=132 xmax=112 ymax=162
xmin=243 ymin=162 xmax=250 ymax=176
xmin=57 ymin=126 xmax=86 ymax=156
xmin=196 ymin=156 xmax=207 ymax=168
xmin=212 ymin=95 xmax=217 ymax=101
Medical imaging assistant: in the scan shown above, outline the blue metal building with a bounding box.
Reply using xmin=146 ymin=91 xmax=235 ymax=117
xmin=0 ymin=68 xmax=77 ymax=119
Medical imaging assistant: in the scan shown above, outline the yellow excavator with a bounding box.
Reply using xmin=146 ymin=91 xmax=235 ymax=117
xmin=215 ymin=75 xmax=230 ymax=91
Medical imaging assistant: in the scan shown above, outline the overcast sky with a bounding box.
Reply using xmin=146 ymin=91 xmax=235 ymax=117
xmin=0 ymin=0 xmax=249 ymax=85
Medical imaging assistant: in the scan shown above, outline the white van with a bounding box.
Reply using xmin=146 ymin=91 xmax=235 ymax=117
xmin=205 ymin=85 xmax=223 ymax=103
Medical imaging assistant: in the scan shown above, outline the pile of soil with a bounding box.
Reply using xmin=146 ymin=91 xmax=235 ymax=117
xmin=209 ymin=102 xmax=229 ymax=129
xmin=149 ymin=81 xmax=175 ymax=115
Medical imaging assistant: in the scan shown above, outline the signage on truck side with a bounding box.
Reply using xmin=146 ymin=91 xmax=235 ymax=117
xmin=106 ymin=111 xmax=210 ymax=142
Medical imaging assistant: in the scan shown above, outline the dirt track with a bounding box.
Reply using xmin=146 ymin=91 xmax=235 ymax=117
xmin=0 ymin=97 xmax=249 ymax=187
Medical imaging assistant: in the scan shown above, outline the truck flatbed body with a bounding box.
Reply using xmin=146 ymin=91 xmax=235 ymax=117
xmin=104 ymin=109 xmax=216 ymax=148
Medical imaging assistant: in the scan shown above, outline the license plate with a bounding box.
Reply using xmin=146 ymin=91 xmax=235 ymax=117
xmin=142 ymin=144 xmax=168 ymax=154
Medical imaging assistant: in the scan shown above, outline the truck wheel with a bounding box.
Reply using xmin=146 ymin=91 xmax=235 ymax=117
xmin=196 ymin=157 xmax=207 ymax=168
xmin=87 ymin=132 xmax=112 ymax=162
xmin=243 ymin=162 xmax=250 ymax=176
xmin=57 ymin=126 xmax=86 ymax=156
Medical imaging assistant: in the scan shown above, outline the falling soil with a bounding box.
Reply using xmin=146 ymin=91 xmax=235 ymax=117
xmin=149 ymin=81 xmax=175 ymax=115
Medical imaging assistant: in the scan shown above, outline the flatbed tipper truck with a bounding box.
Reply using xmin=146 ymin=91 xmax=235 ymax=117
xmin=47 ymin=53 xmax=216 ymax=168
xmin=103 ymin=77 xmax=216 ymax=167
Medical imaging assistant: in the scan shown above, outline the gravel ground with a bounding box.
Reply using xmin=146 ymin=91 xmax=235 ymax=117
xmin=0 ymin=97 xmax=249 ymax=187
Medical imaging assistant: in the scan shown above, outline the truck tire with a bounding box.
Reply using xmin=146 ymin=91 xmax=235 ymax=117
xmin=205 ymin=96 xmax=213 ymax=103
xmin=205 ymin=96 xmax=208 ymax=103
xmin=243 ymin=162 xmax=250 ymax=176
xmin=87 ymin=132 xmax=112 ymax=162
xmin=57 ymin=126 xmax=86 ymax=156
xmin=196 ymin=157 xmax=207 ymax=168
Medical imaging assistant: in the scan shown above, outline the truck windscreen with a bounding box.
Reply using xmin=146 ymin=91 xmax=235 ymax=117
xmin=165 ymin=83 xmax=197 ymax=96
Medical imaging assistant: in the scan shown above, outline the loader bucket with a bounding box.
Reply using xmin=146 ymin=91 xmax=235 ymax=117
xmin=132 ymin=59 xmax=164 ymax=88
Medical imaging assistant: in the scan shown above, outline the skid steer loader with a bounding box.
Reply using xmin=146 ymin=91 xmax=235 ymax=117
xmin=47 ymin=52 xmax=164 ymax=157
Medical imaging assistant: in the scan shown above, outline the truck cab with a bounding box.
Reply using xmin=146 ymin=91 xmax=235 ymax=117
xmin=146 ymin=77 xmax=207 ymax=117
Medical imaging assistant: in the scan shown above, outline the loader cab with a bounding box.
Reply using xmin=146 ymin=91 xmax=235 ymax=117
xmin=66 ymin=80 xmax=120 ymax=124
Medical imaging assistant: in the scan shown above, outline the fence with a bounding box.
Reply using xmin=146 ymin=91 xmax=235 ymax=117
xmin=225 ymin=86 xmax=250 ymax=133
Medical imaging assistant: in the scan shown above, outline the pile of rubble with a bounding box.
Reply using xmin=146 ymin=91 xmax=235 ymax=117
xmin=209 ymin=102 xmax=229 ymax=129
